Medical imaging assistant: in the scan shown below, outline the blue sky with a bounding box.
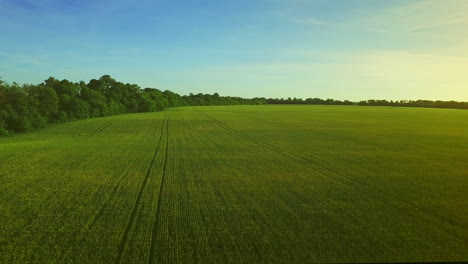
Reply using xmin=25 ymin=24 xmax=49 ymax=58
xmin=1 ymin=0 xmax=467 ymax=100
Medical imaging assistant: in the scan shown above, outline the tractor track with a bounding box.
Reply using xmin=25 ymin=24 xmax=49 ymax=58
xmin=74 ymin=172 xmax=128 ymax=245
xmin=148 ymin=113 xmax=171 ymax=264
xmin=114 ymin=114 xmax=169 ymax=264
xmin=1 ymin=117 xmax=115 ymax=166
xmin=0 ymin=119 xmax=117 ymax=249
xmin=199 ymin=110 xmax=468 ymax=243
xmin=87 ymin=118 xmax=116 ymax=137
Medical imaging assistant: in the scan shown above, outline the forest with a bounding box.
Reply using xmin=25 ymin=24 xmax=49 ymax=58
xmin=1 ymin=75 xmax=467 ymax=135
xmin=0 ymin=75 xmax=267 ymax=135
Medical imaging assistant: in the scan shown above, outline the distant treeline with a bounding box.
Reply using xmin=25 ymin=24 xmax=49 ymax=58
xmin=266 ymin=97 xmax=353 ymax=105
xmin=358 ymin=99 xmax=468 ymax=109
xmin=267 ymin=98 xmax=468 ymax=109
xmin=1 ymin=75 xmax=467 ymax=135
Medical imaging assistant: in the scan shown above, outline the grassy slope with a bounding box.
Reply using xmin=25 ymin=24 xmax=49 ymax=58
xmin=0 ymin=105 xmax=467 ymax=263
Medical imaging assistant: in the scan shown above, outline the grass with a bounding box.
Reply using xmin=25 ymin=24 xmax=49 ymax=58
xmin=0 ymin=105 xmax=467 ymax=263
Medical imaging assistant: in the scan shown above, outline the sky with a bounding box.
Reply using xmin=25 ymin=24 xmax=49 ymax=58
xmin=0 ymin=0 xmax=467 ymax=101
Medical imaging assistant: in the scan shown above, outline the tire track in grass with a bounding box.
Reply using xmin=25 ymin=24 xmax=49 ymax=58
xmin=224 ymin=117 xmax=468 ymax=235
xmin=1 ymin=117 xmax=121 ymax=251
xmin=43 ymin=171 xmax=126 ymax=261
xmin=115 ymin=115 xmax=169 ymax=264
xmin=148 ymin=114 xmax=171 ymax=264
xmin=86 ymin=118 xmax=116 ymax=137
xmin=73 ymin=173 xmax=128 ymax=246
xmin=199 ymin=109 xmax=468 ymax=243
xmin=221 ymin=112 xmax=468 ymax=242
xmin=0 ymin=118 xmax=115 ymax=165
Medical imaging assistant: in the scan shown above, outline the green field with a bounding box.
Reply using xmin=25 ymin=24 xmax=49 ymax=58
xmin=0 ymin=105 xmax=467 ymax=263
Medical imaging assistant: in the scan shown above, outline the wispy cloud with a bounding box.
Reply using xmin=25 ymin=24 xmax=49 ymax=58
xmin=0 ymin=52 xmax=48 ymax=66
xmin=290 ymin=16 xmax=387 ymax=34
xmin=292 ymin=16 xmax=324 ymax=25
xmin=288 ymin=1 xmax=468 ymax=37
xmin=351 ymin=51 xmax=468 ymax=82
xmin=356 ymin=0 xmax=468 ymax=34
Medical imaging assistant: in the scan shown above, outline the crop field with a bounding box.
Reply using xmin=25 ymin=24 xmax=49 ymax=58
xmin=0 ymin=105 xmax=467 ymax=263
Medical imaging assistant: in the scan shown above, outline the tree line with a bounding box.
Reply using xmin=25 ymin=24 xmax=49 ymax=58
xmin=1 ymin=75 xmax=467 ymax=135
xmin=266 ymin=97 xmax=353 ymax=105
xmin=0 ymin=75 xmax=267 ymax=135
xmin=358 ymin=99 xmax=468 ymax=109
